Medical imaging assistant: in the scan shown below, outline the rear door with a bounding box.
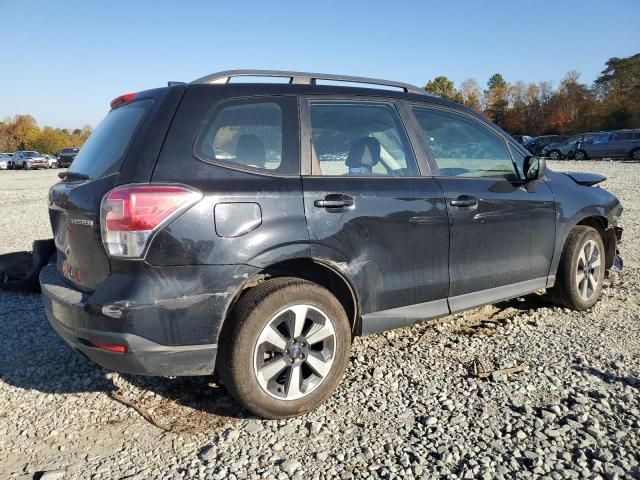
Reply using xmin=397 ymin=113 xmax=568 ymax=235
xmin=300 ymin=97 xmax=450 ymax=331
xmin=49 ymin=87 xmax=184 ymax=291
xmin=407 ymin=104 xmax=556 ymax=311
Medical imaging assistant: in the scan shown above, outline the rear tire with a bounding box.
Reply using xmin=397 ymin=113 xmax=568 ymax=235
xmin=631 ymin=148 xmax=640 ymax=161
xmin=547 ymin=226 xmax=605 ymax=310
xmin=574 ymin=150 xmax=587 ymax=161
xmin=217 ymin=277 xmax=351 ymax=419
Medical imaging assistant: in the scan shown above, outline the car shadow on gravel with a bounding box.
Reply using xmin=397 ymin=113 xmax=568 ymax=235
xmin=573 ymin=365 xmax=640 ymax=391
xmin=0 ymin=291 xmax=246 ymax=426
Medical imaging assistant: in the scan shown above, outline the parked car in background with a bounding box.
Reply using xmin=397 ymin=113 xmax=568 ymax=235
xmin=573 ymin=130 xmax=640 ymax=160
xmin=512 ymin=135 xmax=532 ymax=145
xmin=542 ymin=132 xmax=602 ymax=160
xmin=524 ymin=135 xmax=568 ymax=155
xmin=44 ymin=154 xmax=59 ymax=168
xmin=13 ymin=151 xmax=48 ymax=169
xmin=56 ymin=147 xmax=80 ymax=168
xmin=0 ymin=153 xmax=13 ymax=169
xmin=40 ymin=70 xmax=624 ymax=419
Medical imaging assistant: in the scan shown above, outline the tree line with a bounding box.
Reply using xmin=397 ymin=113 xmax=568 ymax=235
xmin=0 ymin=114 xmax=92 ymax=154
xmin=424 ymin=53 xmax=639 ymax=136
xmin=1 ymin=53 xmax=637 ymax=152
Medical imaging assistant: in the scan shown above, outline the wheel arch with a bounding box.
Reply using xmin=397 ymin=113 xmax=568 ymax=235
xmin=550 ymin=214 xmax=614 ymax=285
xmin=220 ymin=258 xmax=361 ymax=341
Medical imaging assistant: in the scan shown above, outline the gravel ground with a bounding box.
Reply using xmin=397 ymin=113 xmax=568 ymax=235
xmin=0 ymin=163 xmax=638 ymax=480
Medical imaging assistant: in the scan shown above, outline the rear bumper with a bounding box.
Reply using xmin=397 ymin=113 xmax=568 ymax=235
xmin=40 ymin=262 xmax=256 ymax=376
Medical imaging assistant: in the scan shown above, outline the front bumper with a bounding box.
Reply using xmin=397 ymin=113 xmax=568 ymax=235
xmin=27 ymin=161 xmax=48 ymax=168
xmin=40 ymin=262 xmax=256 ymax=376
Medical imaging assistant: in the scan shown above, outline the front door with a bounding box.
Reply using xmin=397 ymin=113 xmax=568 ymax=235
xmin=300 ymin=98 xmax=450 ymax=332
xmin=408 ymin=104 xmax=556 ymax=312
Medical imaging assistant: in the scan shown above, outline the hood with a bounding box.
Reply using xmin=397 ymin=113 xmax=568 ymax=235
xmin=563 ymin=172 xmax=606 ymax=186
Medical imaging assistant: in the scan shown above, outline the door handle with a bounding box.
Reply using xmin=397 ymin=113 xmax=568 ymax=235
xmin=314 ymin=194 xmax=354 ymax=209
xmin=450 ymin=195 xmax=478 ymax=208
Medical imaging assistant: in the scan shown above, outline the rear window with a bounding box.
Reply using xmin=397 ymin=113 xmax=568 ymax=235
xmin=69 ymin=99 xmax=153 ymax=179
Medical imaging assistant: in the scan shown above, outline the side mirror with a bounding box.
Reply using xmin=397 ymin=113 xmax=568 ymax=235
xmin=523 ymin=156 xmax=546 ymax=181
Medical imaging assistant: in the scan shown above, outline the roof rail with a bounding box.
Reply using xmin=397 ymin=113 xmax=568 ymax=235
xmin=191 ymin=69 xmax=427 ymax=95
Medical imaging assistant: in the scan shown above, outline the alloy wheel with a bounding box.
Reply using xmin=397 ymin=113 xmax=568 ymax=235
xmin=253 ymin=304 xmax=336 ymax=400
xmin=576 ymin=239 xmax=601 ymax=301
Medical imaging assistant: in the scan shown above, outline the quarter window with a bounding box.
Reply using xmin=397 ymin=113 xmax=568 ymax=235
xmin=195 ymin=101 xmax=286 ymax=172
xmin=411 ymin=107 xmax=517 ymax=179
xmin=308 ymin=101 xmax=418 ymax=176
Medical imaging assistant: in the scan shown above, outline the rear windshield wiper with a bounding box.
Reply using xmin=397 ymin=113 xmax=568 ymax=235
xmin=58 ymin=171 xmax=90 ymax=181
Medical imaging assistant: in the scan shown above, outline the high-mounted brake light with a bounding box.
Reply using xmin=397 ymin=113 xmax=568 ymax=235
xmin=110 ymin=92 xmax=136 ymax=109
xmin=100 ymin=185 xmax=202 ymax=258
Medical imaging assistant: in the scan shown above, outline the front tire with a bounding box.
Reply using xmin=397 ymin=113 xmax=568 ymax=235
xmin=548 ymin=226 xmax=605 ymax=310
xmin=631 ymin=148 xmax=640 ymax=161
xmin=22 ymin=162 xmax=29 ymax=170
xmin=218 ymin=277 xmax=351 ymax=419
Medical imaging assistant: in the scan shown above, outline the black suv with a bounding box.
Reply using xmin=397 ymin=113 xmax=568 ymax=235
xmin=57 ymin=147 xmax=80 ymax=168
xmin=40 ymin=70 xmax=623 ymax=418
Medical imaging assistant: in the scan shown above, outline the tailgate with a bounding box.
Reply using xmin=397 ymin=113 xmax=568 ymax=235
xmin=49 ymin=90 xmax=173 ymax=292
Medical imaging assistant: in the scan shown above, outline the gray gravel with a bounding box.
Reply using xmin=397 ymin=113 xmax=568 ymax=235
xmin=0 ymin=163 xmax=639 ymax=479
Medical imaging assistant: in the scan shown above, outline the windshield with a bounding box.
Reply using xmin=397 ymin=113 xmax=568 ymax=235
xmin=69 ymin=99 xmax=153 ymax=179
xmin=24 ymin=151 xmax=39 ymax=157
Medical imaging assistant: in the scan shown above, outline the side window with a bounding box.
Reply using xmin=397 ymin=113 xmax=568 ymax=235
xmin=411 ymin=106 xmax=518 ymax=179
xmin=195 ymin=99 xmax=293 ymax=173
xmin=613 ymin=132 xmax=632 ymax=141
xmin=508 ymin=144 xmax=526 ymax=177
xmin=308 ymin=101 xmax=418 ymax=176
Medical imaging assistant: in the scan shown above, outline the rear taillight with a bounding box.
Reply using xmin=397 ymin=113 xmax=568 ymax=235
xmin=86 ymin=340 xmax=127 ymax=353
xmin=100 ymin=184 xmax=202 ymax=258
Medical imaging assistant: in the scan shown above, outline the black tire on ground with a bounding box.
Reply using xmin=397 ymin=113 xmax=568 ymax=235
xmin=548 ymin=150 xmax=561 ymax=160
xmin=631 ymin=148 xmax=640 ymax=161
xmin=217 ymin=277 xmax=352 ymax=419
xmin=547 ymin=226 xmax=605 ymax=311
xmin=22 ymin=162 xmax=28 ymax=170
xmin=574 ymin=150 xmax=588 ymax=161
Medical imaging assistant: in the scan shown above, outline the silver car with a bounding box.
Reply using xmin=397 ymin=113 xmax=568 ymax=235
xmin=13 ymin=151 xmax=49 ymax=169
xmin=574 ymin=130 xmax=640 ymax=160
xmin=542 ymin=132 xmax=603 ymax=160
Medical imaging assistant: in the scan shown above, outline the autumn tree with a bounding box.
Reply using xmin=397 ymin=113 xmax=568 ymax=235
xmin=424 ymin=76 xmax=462 ymax=102
xmin=459 ymin=78 xmax=483 ymax=112
xmin=484 ymin=73 xmax=509 ymax=127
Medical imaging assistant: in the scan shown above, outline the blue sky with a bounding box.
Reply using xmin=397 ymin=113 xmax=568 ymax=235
xmin=1 ymin=0 xmax=638 ymax=128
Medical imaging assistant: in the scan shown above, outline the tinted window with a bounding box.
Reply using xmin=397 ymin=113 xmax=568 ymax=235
xmin=613 ymin=132 xmax=633 ymax=141
xmin=412 ymin=106 xmax=517 ymax=179
xmin=69 ymin=99 xmax=153 ymax=179
xmin=308 ymin=101 xmax=417 ymax=176
xmin=593 ymin=133 xmax=610 ymax=144
xmin=634 ymin=133 xmax=640 ymax=140
xmin=195 ymin=101 xmax=284 ymax=172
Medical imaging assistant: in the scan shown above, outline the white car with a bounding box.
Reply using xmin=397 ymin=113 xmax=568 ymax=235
xmin=44 ymin=154 xmax=59 ymax=168
xmin=0 ymin=153 xmax=13 ymax=170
